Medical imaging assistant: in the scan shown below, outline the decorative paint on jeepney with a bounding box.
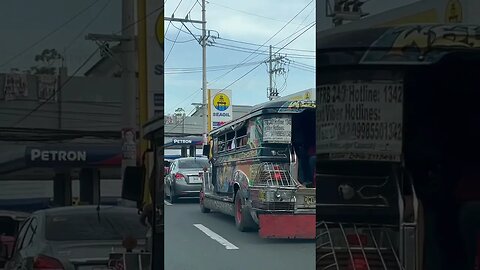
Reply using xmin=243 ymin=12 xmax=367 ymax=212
xmin=360 ymin=24 xmax=480 ymax=64
xmin=247 ymin=117 xmax=263 ymax=149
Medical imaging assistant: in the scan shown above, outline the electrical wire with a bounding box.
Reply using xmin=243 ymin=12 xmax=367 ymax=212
xmin=165 ymin=36 xmax=196 ymax=43
xmin=170 ymin=0 xmax=185 ymax=17
xmin=64 ymin=0 xmax=113 ymax=51
xmin=165 ymin=1 xmax=315 ymax=112
xmin=208 ymin=0 xmax=314 ymax=85
xmin=218 ymin=37 xmax=315 ymax=53
xmin=165 ymin=24 xmax=183 ymax=63
xmin=274 ymin=4 xmax=315 ymax=48
xmin=0 ymin=0 xmax=100 ymax=69
xmin=0 ymin=111 xmax=121 ymax=124
xmin=13 ymin=3 xmax=167 ymax=126
xmin=212 ymin=43 xmax=314 ymax=59
xmin=274 ymin=21 xmax=316 ymax=55
xmin=12 ymin=47 xmax=101 ymax=127
xmin=207 ymin=0 xmax=307 ymax=26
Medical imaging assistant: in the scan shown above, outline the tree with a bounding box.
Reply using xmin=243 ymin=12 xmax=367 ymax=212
xmin=30 ymin=49 xmax=64 ymax=75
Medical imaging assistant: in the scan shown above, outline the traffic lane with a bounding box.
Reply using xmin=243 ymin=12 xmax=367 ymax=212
xmin=165 ymin=198 xmax=315 ymax=270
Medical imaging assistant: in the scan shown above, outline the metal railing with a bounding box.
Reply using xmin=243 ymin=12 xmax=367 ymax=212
xmin=317 ymin=222 xmax=404 ymax=270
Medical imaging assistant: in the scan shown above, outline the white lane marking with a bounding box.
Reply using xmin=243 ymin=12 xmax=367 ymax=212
xmin=193 ymin=224 xmax=239 ymax=250
xmin=164 ymin=200 xmax=172 ymax=206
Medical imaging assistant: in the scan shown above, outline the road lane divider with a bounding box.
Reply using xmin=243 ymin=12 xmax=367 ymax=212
xmin=193 ymin=224 xmax=239 ymax=250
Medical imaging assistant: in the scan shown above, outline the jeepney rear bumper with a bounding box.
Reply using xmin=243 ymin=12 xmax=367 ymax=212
xmin=258 ymin=213 xmax=315 ymax=239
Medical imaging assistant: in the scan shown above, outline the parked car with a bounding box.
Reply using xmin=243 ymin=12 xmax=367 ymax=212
xmin=165 ymin=157 xmax=209 ymax=203
xmin=2 ymin=205 xmax=147 ymax=270
xmin=0 ymin=211 xmax=29 ymax=269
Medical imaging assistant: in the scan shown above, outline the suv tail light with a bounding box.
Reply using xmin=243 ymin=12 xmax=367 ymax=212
xmin=175 ymin=173 xmax=186 ymax=180
xmin=33 ymin=255 xmax=64 ymax=270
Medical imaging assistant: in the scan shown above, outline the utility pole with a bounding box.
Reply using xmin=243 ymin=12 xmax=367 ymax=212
xmin=121 ymin=0 xmax=137 ymax=177
xmin=267 ymin=45 xmax=286 ymax=100
xmin=165 ymin=1 xmax=208 ymax=141
xmin=201 ymin=0 xmax=208 ymax=142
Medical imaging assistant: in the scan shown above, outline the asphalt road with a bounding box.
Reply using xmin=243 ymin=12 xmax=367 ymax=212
xmin=164 ymin=198 xmax=315 ymax=270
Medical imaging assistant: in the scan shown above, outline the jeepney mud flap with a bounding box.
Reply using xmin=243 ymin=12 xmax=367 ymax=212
xmin=258 ymin=214 xmax=315 ymax=239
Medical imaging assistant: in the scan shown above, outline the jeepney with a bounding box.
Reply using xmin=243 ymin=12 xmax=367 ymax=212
xmin=316 ymin=24 xmax=480 ymax=270
xmin=200 ymin=89 xmax=316 ymax=239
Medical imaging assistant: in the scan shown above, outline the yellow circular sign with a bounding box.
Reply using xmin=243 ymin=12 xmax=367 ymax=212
xmin=446 ymin=0 xmax=463 ymax=23
xmin=155 ymin=10 xmax=164 ymax=47
xmin=213 ymin=93 xmax=230 ymax=111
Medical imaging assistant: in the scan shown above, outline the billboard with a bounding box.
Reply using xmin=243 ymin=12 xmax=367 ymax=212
xmin=208 ymin=89 xmax=233 ymax=131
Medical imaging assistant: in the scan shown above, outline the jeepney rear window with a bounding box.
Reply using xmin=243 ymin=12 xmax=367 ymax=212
xmin=262 ymin=115 xmax=292 ymax=144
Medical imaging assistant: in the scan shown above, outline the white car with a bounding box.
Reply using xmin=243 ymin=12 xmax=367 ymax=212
xmin=3 ymin=205 xmax=147 ymax=270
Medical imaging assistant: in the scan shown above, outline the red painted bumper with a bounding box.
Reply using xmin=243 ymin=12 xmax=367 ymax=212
xmin=258 ymin=214 xmax=315 ymax=239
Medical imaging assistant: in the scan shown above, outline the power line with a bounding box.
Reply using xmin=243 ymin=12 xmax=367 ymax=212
xmin=0 ymin=0 xmax=100 ymax=69
xmin=115 ymin=5 xmax=164 ymax=34
xmin=217 ymin=37 xmax=315 ymax=53
xmin=209 ymin=0 xmax=314 ymax=85
xmin=0 ymin=111 xmax=120 ymax=124
xmin=65 ymin=0 xmax=113 ymax=51
xmin=274 ymin=2 xmax=315 ymax=48
xmin=172 ymin=0 xmax=185 ymax=16
xmin=212 ymin=9 xmax=315 ymax=99
xmin=12 ymin=47 xmax=101 ymax=127
xmin=166 ymin=1 xmax=315 ymax=111
xmin=273 ymin=21 xmax=315 ymax=49
xmin=274 ymin=21 xmax=316 ymax=55
xmin=165 ymin=36 xmax=197 ymax=43
xmin=166 ymin=60 xmax=263 ymax=71
xmin=165 ymin=24 xmax=183 ymax=63
xmin=208 ymin=1 xmax=308 ymax=26
xmin=212 ymin=43 xmax=315 ymax=59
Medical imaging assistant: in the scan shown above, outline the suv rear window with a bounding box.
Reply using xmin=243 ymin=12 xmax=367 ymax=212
xmin=178 ymin=159 xmax=208 ymax=169
xmin=45 ymin=211 xmax=147 ymax=241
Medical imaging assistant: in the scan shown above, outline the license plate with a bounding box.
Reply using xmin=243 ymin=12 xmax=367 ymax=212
xmin=189 ymin=176 xmax=202 ymax=183
xmin=304 ymin=195 xmax=315 ymax=206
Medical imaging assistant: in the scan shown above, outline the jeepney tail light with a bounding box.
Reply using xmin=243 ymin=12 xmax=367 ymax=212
xmin=273 ymin=165 xmax=282 ymax=180
xmin=175 ymin=173 xmax=186 ymax=180
xmin=33 ymin=255 xmax=64 ymax=270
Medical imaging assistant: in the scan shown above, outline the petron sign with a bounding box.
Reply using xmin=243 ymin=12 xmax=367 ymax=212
xmin=25 ymin=146 xmax=120 ymax=167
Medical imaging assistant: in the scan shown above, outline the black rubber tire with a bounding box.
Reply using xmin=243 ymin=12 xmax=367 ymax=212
xmin=170 ymin=187 xmax=178 ymax=203
xmin=234 ymin=191 xmax=256 ymax=232
xmin=199 ymin=189 xmax=211 ymax=213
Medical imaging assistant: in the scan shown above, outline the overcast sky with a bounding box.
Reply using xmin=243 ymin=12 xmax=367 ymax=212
xmin=0 ymin=0 xmax=420 ymax=116
xmin=164 ymin=0 xmax=420 ymax=115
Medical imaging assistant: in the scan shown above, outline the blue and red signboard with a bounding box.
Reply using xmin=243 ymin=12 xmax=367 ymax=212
xmin=25 ymin=145 xmax=122 ymax=167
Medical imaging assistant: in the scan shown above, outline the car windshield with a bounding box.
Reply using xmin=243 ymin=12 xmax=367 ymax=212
xmin=45 ymin=211 xmax=147 ymax=241
xmin=177 ymin=159 xmax=208 ymax=169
